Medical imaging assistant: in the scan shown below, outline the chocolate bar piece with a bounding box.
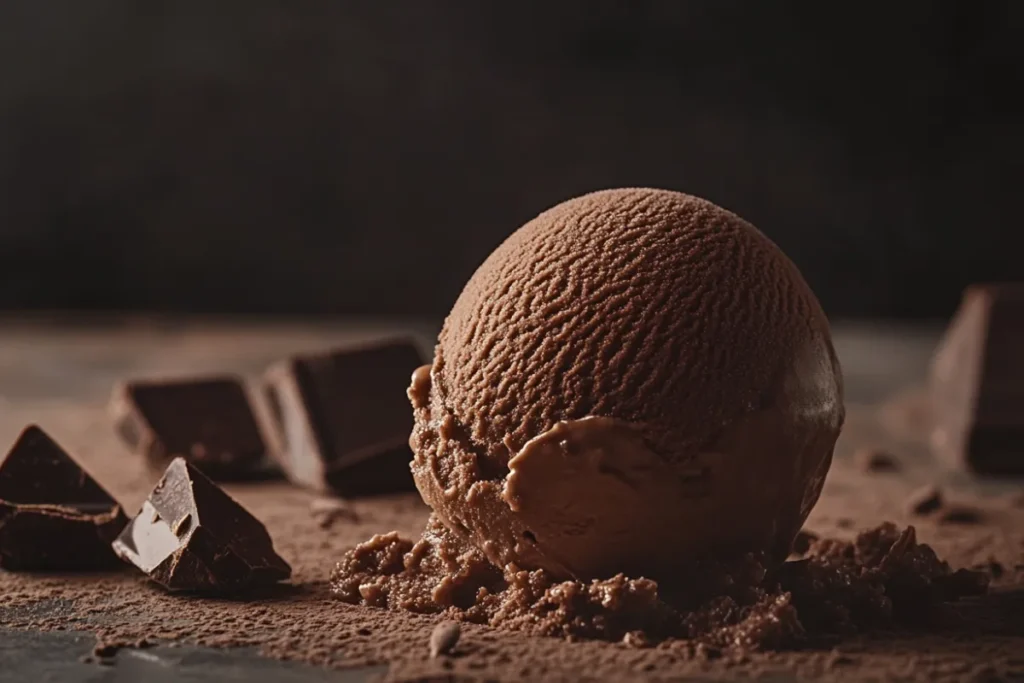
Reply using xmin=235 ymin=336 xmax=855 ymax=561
xmin=111 ymin=376 xmax=271 ymax=480
xmin=112 ymin=457 xmax=291 ymax=592
xmin=930 ymin=283 xmax=1024 ymax=475
xmin=262 ymin=338 xmax=424 ymax=494
xmin=0 ymin=425 xmax=127 ymax=571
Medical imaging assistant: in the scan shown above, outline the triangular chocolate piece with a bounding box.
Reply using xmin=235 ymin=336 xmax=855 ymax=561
xmin=110 ymin=376 xmax=271 ymax=481
xmin=930 ymin=284 xmax=1024 ymax=474
xmin=0 ymin=425 xmax=127 ymax=570
xmin=112 ymin=458 xmax=291 ymax=592
xmin=261 ymin=338 xmax=422 ymax=494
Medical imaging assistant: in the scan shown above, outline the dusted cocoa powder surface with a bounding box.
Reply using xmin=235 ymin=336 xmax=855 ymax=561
xmin=1 ymin=323 xmax=1024 ymax=682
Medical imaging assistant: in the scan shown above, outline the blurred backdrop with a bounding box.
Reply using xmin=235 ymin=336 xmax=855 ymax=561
xmin=1 ymin=1 xmax=1020 ymax=319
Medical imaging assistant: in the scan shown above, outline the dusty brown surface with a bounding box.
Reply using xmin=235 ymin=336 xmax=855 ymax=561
xmin=1 ymin=321 xmax=1023 ymax=682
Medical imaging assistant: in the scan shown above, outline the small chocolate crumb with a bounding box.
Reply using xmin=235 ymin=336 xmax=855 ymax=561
xmin=621 ymin=631 xmax=650 ymax=648
xmin=939 ymin=505 xmax=983 ymax=525
xmin=93 ymin=643 xmax=119 ymax=658
xmin=90 ymin=635 xmax=156 ymax=663
xmin=429 ymin=621 xmax=461 ymax=658
xmin=310 ymin=497 xmax=359 ymax=529
xmin=905 ymin=485 xmax=943 ymax=516
xmin=855 ymin=447 xmax=900 ymax=473
xmin=791 ymin=530 xmax=818 ymax=555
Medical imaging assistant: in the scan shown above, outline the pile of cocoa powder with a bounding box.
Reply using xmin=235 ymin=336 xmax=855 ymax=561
xmin=331 ymin=515 xmax=987 ymax=651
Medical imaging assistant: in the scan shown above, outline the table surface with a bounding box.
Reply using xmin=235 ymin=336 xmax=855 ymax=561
xmin=0 ymin=317 xmax=1021 ymax=682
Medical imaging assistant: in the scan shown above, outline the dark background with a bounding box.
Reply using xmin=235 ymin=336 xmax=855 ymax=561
xmin=1 ymin=0 xmax=1020 ymax=320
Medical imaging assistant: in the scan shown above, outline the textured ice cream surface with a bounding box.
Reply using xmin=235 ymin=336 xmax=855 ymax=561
xmin=410 ymin=188 xmax=845 ymax=583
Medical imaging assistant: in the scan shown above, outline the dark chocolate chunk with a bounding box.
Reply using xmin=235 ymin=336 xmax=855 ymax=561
xmin=110 ymin=376 xmax=271 ymax=480
xmin=0 ymin=425 xmax=127 ymax=571
xmin=262 ymin=338 xmax=424 ymax=495
xmin=112 ymin=457 xmax=291 ymax=592
xmin=930 ymin=283 xmax=1024 ymax=475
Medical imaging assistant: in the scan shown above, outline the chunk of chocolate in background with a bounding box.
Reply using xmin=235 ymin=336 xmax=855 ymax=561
xmin=930 ymin=283 xmax=1024 ymax=475
xmin=262 ymin=338 xmax=424 ymax=495
xmin=110 ymin=376 xmax=272 ymax=480
xmin=112 ymin=457 xmax=291 ymax=592
xmin=0 ymin=425 xmax=127 ymax=571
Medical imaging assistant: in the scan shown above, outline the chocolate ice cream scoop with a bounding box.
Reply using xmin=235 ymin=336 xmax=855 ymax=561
xmin=409 ymin=188 xmax=844 ymax=583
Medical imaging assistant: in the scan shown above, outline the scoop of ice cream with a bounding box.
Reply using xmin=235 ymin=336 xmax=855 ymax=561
xmin=409 ymin=188 xmax=844 ymax=583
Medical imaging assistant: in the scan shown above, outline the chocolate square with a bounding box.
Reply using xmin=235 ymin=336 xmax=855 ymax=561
xmin=111 ymin=376 xmax=270 ymax=480
xmin=262 ymin=338 xmax=425 ymax=494
xmin=930 ymin=283 xmax=1024 ymax=475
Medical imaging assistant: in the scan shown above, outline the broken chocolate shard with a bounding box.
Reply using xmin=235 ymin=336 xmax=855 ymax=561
xmin=110 ymin=376 xmax=272 ymax=480
xmin=930 ymin=283 xmax=1024 ymax=475
xmin=112 ymin=457 xmax=290 ymax=592
xmin=262 ymin=338 xmax=424 ymax=495
xmin=0 ymin=425 xmax=127 ymax=571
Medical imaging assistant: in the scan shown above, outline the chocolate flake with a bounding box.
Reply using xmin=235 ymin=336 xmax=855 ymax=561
xmin=0 ymin=425 xmax=127 ymax=571
xmin=112 ymin=458 xmax=290 ymax=592
xmin=261 ymin=338 xmax=424 ymax=495
xmin=110 ymin=376 xmax=270 ymax=480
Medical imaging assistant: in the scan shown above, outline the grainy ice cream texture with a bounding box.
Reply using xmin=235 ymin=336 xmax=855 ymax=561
xmin=407 ymin=188 xmax=845 ymax=582
xmin=332 ymin=189 xmax=987 ymax=649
